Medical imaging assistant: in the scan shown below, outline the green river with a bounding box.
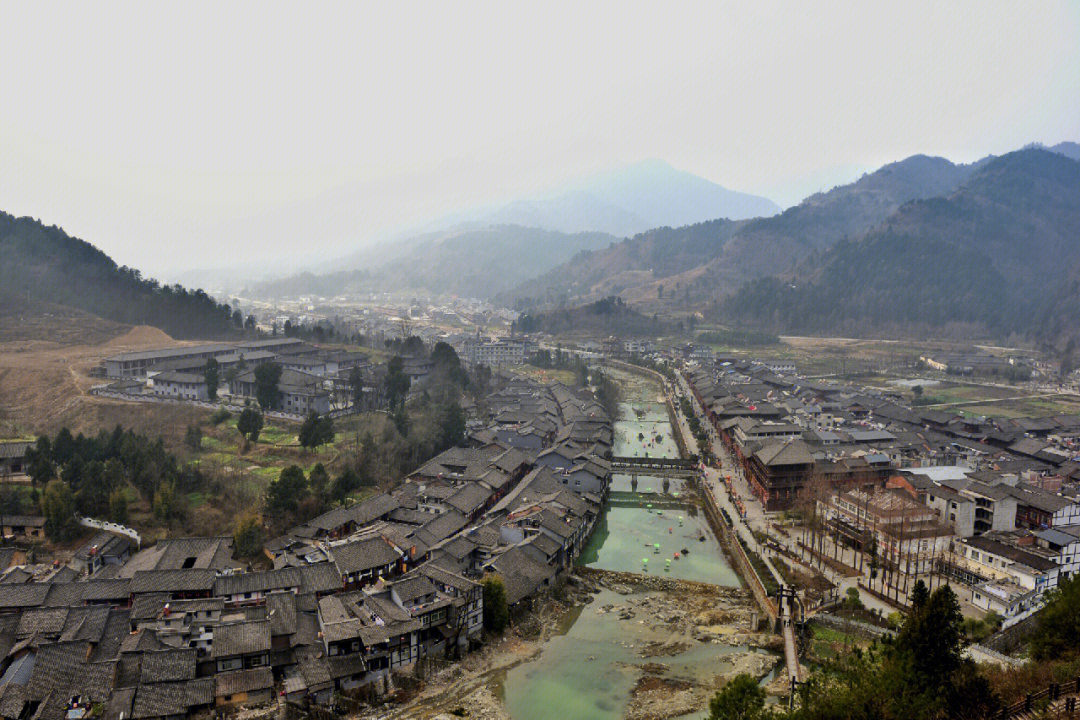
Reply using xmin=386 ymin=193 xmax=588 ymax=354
xmin=501 ymin=368 xmax=754 ymax=720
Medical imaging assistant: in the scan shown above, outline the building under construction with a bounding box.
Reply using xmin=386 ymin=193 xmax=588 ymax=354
xmin=816 ymin=487 xmax=954 ymax=577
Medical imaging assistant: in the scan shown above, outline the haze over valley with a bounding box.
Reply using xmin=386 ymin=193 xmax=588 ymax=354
xmin=2 ymin=3 xmax=1080 ymax=720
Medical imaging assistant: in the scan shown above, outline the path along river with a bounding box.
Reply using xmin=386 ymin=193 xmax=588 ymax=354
xmin=501 ymin=368 xmax=773 ymax=720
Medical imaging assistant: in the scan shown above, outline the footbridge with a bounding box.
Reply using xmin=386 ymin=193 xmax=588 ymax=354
xmin=611 ymin=456 xmax=698 ymax=478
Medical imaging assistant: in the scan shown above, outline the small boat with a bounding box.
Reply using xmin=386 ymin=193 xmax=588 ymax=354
xmin=682 ymin=548 xmax=690 ymax=555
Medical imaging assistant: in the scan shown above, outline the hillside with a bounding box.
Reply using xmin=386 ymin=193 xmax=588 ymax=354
xmin=244 ymin=225 xmax=618 ymax=300
xmin=721 ymin=149 xmax=1080 ymax=341
xmin=505 ymin=154 xmax=976 ymax=309
xmin=0 ymin=212 xmax=237 ymax=340
xmin=515 ymin=296 xmax=672 ymax=338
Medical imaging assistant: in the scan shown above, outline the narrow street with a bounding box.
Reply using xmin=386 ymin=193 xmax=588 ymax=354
xmin=668 ymin=369 xmax=900 ymax=617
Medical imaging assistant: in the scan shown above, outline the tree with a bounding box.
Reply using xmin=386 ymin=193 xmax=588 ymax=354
xmin=435 ymin=399 xmax=466 ymax=452
xmin=348 ymin=365 xmax=364 ymax=406
xmin=234 ymin=511 xmax=264 ymax=558
xmin=482 ymin=575 xmax=509 ymax=633
xmin=1030 ymin=574 xmax=1080 ymax=661
xmin=909 ymin=578 xmax=929 ymax=610
xmin=657 ymin=284 xmax=664 ymax=299
xmin=330 ymin=468 xmax=360 ymax=504
xmin=24 ymin=435 xmax=55 ymax=497
xmin=266 ymin=465 xmax=307 ymax=517
xmin=108 ymin=488 xmax=129 ymax=525
xmin=431 ymin=341 xmax=467 ymax=386
xmin=254 ymin=362 xmax=283 ymax=410
xmin=911 ymin=384 xmax=923 ymax=398
xmin=308 ymin=463 xmax=330 ymax=506
xmin=184 ymin=423 xmax=203 ymax=452
xmin=707 ymin=673 xmax=765 ymax=720
xmin=401 ymin=335 xmax=425 ymax=357
xmin=299 ymin=413 xmax=335 ymax=451
xmin=42 ymin=479 xmax=77 ymax=541
xmin=204 ymin=358 xmax=220 ymax=400
xmin=244 ymin=314 xmax=256 ymax=331
xmin=152 ymin=481 xmax=183 ymax=522
xmin=386 ymin=356 xmax=411 ymax=409
xmin=237 ymin=407 xmax=264 ymax=443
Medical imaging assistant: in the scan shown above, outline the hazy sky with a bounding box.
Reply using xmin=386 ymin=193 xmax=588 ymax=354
xmin=2 ymin=1 xmax=1078 ymax=279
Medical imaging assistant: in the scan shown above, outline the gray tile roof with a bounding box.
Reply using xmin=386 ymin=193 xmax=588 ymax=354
xmin=329 ymin=536 xmax=401 ymax=575
xmin=211 ymin=620 xmax=271 ymax=658
xmin=214 ymin=667 xmax=274 ymax=697
xmin=131 ymin=679 xmax=213 ymax=719
xmin=139 ymin=649 xmax=197 ymax=683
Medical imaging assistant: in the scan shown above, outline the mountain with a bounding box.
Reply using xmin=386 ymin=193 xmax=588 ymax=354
xmin=1027 ymin=141 xmax=1080 ymax=162
xmin=377 ymin=160 xmax=779 ymax=242
xmin=243 ymin=225 xmax=617 ymax=300
xmin=722 ymin=149 xmax=1080 ymax=340
xmin=565 ymin=159 xmax=780 ymax=228
xmin=506 ymin=153 xmax=977 ymax=310
xmin=481 ymin=191 xmax=649 ymax=238
xmin=0 ymin=212 xmax=237 ymax=339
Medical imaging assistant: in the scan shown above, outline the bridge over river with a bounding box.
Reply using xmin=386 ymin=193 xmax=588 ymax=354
xmin=611 ymin=455 xmax=698 ymax=478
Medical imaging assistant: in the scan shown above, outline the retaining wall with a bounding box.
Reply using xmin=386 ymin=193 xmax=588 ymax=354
xmin=699 ymin=483 xmax=778 ymax=625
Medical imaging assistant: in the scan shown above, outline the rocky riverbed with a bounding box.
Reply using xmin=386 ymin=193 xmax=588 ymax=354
xmin=355 ymin=569 xmax=780 ymax=720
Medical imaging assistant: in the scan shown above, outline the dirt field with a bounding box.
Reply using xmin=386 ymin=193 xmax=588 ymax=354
xmin=0 ymin=307 xmax=213 ymax=439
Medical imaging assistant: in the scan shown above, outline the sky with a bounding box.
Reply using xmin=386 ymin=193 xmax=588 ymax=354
xmin=1 ymin=1 xmax=1079 ymax=280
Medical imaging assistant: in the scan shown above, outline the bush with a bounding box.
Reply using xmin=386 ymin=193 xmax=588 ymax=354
xmin=209 ymin=408 xmax=231 ymax=426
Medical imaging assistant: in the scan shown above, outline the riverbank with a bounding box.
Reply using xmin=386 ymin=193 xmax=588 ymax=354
xmin=358 ymin=568 xmax=777 ymax=720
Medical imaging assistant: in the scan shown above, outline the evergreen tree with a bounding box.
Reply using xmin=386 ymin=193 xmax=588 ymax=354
xmin=707 ymin=673 xmax=765 ymax=720
xmin=254 ymin=362 xmax=283 ymax=410
xmin=42 ymin=479 xmax=77 ymax=541
xmin=266 ymin=465 xmax=307 ymax=517
xmin=237 ymin=407 xmax=264 ymax=442
xmin=482 ymin=575 xmax=509 ymax=633
xmin=204 ymin=358 xmax=220 ymax=400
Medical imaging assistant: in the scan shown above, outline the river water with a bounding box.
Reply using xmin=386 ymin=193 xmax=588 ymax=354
xmin=501 ymin=368 xmax=755 ymax=720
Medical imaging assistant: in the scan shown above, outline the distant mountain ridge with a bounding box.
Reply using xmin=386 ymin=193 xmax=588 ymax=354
xmin=722 ymin=149 xmax=1080 ymax=341
xmin=506 ymin=153 xmax=980 ymax=309
xmin=243 ymin=225 xmax=617 ymax=300
xmin=365 ymin=159 xmax=780 ymax=242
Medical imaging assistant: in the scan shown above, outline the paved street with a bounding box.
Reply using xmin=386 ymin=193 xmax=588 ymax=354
xmin=669 ymin=369 xmax=903 ymax=616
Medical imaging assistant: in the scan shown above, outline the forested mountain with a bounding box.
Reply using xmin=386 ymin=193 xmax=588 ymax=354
xmin=0 ymin=212 xmax=236 ymax=339
xmin=722 ymin=149 xmax=1080 ymax=341
xmin=244 ymin=225 xmax=617 ymax=300
xmin=505 ymin=154 xmax=978 ymax=309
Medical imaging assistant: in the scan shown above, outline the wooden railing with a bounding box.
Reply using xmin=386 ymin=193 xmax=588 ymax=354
xmin=999 ymin=678 xmax=1080 ymax=718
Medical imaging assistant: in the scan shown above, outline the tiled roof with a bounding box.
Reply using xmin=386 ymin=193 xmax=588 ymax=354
xmin=139 ymin=649 xmax=197 ymax=683
xmin=130 ymin=569 xmax=217 ymax=594
xmin=214 ymin=668 xmax=274 ymax=697
xmin=131 ymin=679 xmax=213 ymax=718
xmin=330 ymin=537 xmax=401 ymax=575
xmin=211 ymin=620 xmax=271 ymax=658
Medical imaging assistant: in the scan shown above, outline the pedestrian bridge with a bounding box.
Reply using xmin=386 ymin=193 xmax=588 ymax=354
xmin=611 ymin=456 xmax=697 ymax=477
